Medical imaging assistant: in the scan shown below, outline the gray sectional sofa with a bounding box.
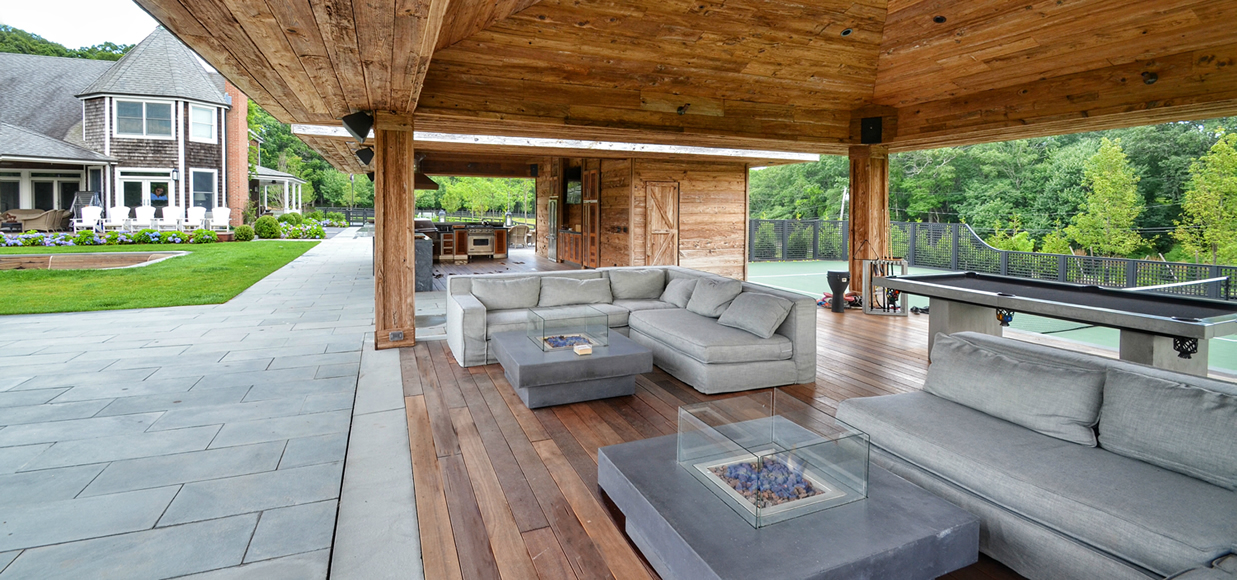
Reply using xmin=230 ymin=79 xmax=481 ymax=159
xmin=837 ymin=331 xmax=1237 ymax=580
xmin=445 ymin=265 xmax=816 ymax=394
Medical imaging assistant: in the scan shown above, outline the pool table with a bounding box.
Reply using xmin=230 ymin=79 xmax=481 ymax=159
xmin=879 ymin=271 xmax=1237 ymax=376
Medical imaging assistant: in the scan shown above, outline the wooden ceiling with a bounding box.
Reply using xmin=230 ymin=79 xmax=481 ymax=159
xmin=137 ymin=0 xmax=1237 ymax=164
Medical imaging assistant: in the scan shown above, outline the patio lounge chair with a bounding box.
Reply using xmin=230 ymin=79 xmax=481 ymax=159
xmin=72 ymin=206 xmax=103 ymax=232
xmin=157 ymin=205 xmax=184 ymax=231
xmin=18 ymin=209 xmax=72 ymax=232
xmin=208 ymin=206 xmax=230 ymax=231
xmin=509 ymin=224 xmax=529 ymax=248
xmin=186 ymin=206 xmax=208 ymax=231
xmin=102 ymin=207 xmax=129 ymax=231
xmin=131 ymin=206 xmax=157 ymax=230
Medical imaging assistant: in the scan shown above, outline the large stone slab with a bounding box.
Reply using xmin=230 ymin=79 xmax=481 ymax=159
xmin=21 ymin=425 xmax=220 ymax=470
xmin=0 ymin=412 xmax=161 ymax=447
xmin=158 ymin=461 xmax=343 ymax=526
xmin=80 ymin=441 xmax=285 ymax=497
xmin=0 ymin=486 xmax=179 ymax=552
xmin=0 ymin=465 xmax=104 ymax=508
xmin=209 ymin=410 xmax=351 ymax=448
xmin=245 ymin=500 xmax=337 ymax=562
xmin=598 ymin=434 xmax=980 ymax=580
xmin=175 ymin=549 xmax=330 ymax=580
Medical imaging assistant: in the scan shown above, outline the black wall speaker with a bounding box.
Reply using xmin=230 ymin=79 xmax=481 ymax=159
xmin=529 ymin=164 xmax=539 ymax=177
xmin=861 ymin=117 xmax=883 ymax=144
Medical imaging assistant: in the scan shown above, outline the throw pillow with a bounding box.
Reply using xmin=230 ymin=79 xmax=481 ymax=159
xmin=660 ymin=278 xmax=696 ymax=308
xmin=686 ymin=277 xmax=744 ymax=318
xmin=539 ymin=277 xmax=613 ymax=307
xmin=608 ymin=269 xmax=666 ymax=300
xmin=471 ymin=277 xmax=540 ymax=310
xmin=717 ymin=292 xmax=793 ymax=339
xmin=924 ymin=334 xmax=1106 ymax=446
xmin=1099 ymin=369 xmax=1237 ymax=491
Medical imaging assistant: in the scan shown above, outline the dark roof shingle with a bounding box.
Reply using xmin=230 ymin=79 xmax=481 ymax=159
xmin=0 ymin=123 xmax=115 ymax=163
xmin=0 ymin=53 xmax=112 ymax=141
xmin=76 ymin=27 xmax=229 ymax=107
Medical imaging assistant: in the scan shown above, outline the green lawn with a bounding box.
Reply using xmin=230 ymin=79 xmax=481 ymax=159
xmin=0 ymin=242 xmax=317 ymax=315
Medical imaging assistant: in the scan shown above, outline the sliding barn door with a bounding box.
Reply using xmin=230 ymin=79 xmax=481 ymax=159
xmin=645 ymin=181 xmax=679 ymax=266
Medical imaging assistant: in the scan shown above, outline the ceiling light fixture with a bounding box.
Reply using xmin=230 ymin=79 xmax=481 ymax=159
xmin=932 ymin=15 xmax=947 ymax=23
xmin=341 ymin=111 xmax=374 ymax=145
xmin=1142 ymin=71 xmax=1158 ymax=85
xmin=840 ymin=28 xmax=853 ymax=36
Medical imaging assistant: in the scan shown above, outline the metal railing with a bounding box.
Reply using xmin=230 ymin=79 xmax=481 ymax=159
xmin=749 ymin=219 xmax=1237 ymax=300
xmin=314 ymin=207 xmax=374 ymax=226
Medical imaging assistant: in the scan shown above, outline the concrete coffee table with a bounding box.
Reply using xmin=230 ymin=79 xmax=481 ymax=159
xmin=490 ymin=331 xmax=653 ymax=408
xmin=599 ymin=434 xmax=980 ymax=580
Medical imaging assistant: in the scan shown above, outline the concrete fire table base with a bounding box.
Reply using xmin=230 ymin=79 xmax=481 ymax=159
xmin=490 ymin=331 xmax=653 ymax=409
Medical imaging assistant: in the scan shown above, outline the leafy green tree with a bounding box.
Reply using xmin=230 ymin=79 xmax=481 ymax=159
xmin=0 ymin=25 xmax=132 ymax=60
xmin=439 ymin=186 xmax=462 ymax=213
xmin=1065 ymin=138 xmax=1144 ymax=256
xmin=985 ymin=217 xmax=1035 ymax=252
xmin=1174 ymin=132 xmax=1237 ymax=264
xmin=1039 ymin=227 xmax=1073 ymax=255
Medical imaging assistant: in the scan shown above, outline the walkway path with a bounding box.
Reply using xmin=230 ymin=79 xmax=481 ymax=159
xmin=0 ymin=231 xmax=380 ymax=578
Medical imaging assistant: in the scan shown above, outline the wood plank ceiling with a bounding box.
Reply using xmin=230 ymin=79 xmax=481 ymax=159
xmin=136 ymin=0 xmax=1237 ymax=163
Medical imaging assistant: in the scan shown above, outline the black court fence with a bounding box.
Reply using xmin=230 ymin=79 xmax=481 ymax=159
xmin=315 ymin=207 xmax=374 ymax=226
xmin=749 ymin=219 xmax=1237 ymax=301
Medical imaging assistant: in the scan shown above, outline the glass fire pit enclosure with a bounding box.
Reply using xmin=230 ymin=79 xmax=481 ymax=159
xmin=677 ymin=389 xmax=869 ymax=528
xmin=527 ymin=305 xmax=610 ymax=352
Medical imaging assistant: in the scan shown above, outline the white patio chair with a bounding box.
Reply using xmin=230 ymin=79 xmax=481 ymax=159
xmin=208 ymin=206 xmax=230 ymax=231
xmin=72 ymin=206 xmax=103 ymax=232
xmin=186 ymin=206 xmax=208 ymax=231
xmin=157 ymin=205 xmax=184 ymax=231
xmin=102 ymin=206 xmax=129 ymax=231
xmin=131 ymin=205 xmax=157 ymax=230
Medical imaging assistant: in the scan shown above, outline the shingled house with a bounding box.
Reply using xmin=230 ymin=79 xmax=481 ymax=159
xmin=0 ymin=27 xmax=249 ymax=228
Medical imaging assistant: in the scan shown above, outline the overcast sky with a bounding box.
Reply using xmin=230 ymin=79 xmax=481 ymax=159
xmin=1 ymin=0 xmax=159 ymax=47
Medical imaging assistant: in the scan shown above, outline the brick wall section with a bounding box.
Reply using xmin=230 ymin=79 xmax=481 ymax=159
xmin=224 ymin=82 xmax=249 ymax=227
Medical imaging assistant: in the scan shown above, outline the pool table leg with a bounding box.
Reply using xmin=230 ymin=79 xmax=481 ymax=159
xmin=927 ymin=298 xmax=1003 ymax=361
xmin=1118 ymin=331 xmax=1210 ymax=377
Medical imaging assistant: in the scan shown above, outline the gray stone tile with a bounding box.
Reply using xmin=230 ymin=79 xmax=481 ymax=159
xmin=0 ymin=376 xmax=31 ymax=393
xmin=143 ymin=358 xmax=273 ymax=379
xmin=267 ymin=352 xmax=360 ymax=370
xmin=80 ymin=441 xmax=285 ymax=497
xmin=353 ymin=346 xmax=402 ymax=416
xmin=0 ymin=400 xmax=110 ymax=426
xmin=51 ymin=376 xmax=201 ymax=403
xmin=0 ymin=412 xmax=161 ymax=447
xmin=279 ymin=433 xmax=348 ymax=469
xmin=94 ymin=387 xmax=250 ymax=417
xmin=0 ymin=465 xmax=105 ymax=508
xmin=175 ymin=549 xmax=329 ymax=579
xmin=219 ymin=345 xmax=328 ymax=362
xmin=178 ymin=337 xmax=290 ymax=355
xmin=71 ymin=345 xmax=189 ymax=361
xmin=209 ymin=410 xmax=350 ymax=449
xmin=7 ymin=368 xmax=156 ymax=391
xmin=195 ymin=367 xmax=317 ymax=391
xmin=22 ymin=425 xmax=220 ymax=470
xmin=36 ymin=340 xmax=152 ymax=354
xmin=0 ymin=444 xmax=49 ymax=474
xmin=101 ymin=354 xmax=223 ymax=371
xmin=150 ymin=398 xmax=306 ymax=431
xmin=0 ymin=389 xmax=69 ymax=409
xmin=300 ymin=392 xmax=354 ymax=414
xmin=0 ymin=353 xmax=84 ymax=368
xmin=0 ymin=551 xmax=16 ymax=573
xmin=0 ymin=486 xmax=179 ymax=552
xmin=324 ymin=341 xmax=363 ymax=354
xmin=0 ymin=514 xmax=257 ymax=580
xmin=158 ymin=462 xmax=343 ymax=526
xmin=314 ymin=363 xmax=359 ymax=379
xmin=244 ymin=500 xmax=336 ymax=562
xmin=241 ymin=376 xmax=356 ymax=403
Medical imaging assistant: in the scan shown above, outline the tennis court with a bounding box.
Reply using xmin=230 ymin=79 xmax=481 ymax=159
xmin=747 ymin=260 xmax=1237 ymax=375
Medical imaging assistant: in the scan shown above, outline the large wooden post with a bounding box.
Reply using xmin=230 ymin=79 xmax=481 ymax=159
xmin=373 ymin=114 xmax=417 ymax=350
xmin=847 ymin=145 xmax=890 ymax=294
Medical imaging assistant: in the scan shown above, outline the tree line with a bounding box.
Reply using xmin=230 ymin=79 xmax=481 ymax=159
xmin=0 ymin=25 xmax=131 ymax=61
xmin=749 ymin=118 xmax=1237 ymax=265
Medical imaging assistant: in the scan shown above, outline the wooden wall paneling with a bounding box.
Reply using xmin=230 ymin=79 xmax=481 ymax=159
xmin=598 ymin=159 xmax=632 ymax=268
xmin=847 ymin=145 xmax=890 ymax=293
xmin=633 ymin=160 xmax=747 ymax=278
xmin=374 ymin=119 xmax=417 ymax=350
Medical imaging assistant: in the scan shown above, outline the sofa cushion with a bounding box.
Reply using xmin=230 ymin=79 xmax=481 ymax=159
xmin=472 ymin=276 xmax=540 ymax=311
xmin=660 ymin=278 xmax=696 ymax=308
xmin=1099 ymin=369 xmax=1237 ymax=491
xmin=485 ymin=309 xmax=529 ymax=339
xmin=539 ymin=277 xmax=613 ymax=307
xmin=588 ymin=303 xmax=630 ymax=328
xmin=629 ymin=308 xmax=792 ymax=364
xmin=686 ymin=277 xmax=743 ymax=318
xmin=612 ymin=299 xmax=677 ymax=313
xmin=837 ymin=392 xmax=1237 ymax=576
xmin=717 ymin=292 xmax=793 ymax=339
xmin=925 ymin=334 xmax=1105 ymax=446
xmin=608 ymin=269 xmax=665 ymax=300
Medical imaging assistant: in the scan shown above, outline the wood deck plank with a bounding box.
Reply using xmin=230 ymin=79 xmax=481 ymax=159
xmin=440 ymin=452 xmax=503 ymax=580
xmin=405 ymin=395 xmax=464 ymax=580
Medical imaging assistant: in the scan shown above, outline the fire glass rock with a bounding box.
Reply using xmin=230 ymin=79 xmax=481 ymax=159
xmin=709 ymin=456 xmax=821 ymax=508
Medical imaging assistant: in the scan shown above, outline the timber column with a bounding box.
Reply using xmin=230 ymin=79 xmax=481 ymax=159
xmin=847 ymin=145 xmax=890 ymax=293
xmin=373 ymin=113 xmax=417 ymax=350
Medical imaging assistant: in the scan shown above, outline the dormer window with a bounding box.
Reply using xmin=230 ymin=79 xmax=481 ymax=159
xmin=115 ymin=100 xmax=173 ymax=138
xmin=190 ymin=105 xmax=217 ymax=143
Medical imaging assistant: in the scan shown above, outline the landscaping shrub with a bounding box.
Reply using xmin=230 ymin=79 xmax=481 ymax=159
xmin=233 ymin=225 xmax=255 ymax=242
xmin=254 ymin=215 xmax=280 ymax=239
xmin=280 ymin=222 xmax=327 ymax=239
xmin=134 ymin=229 xmax=162 ymax=244
xmin=161 ymin=231 xmax=188 ymax=244
xmin=305 ymin=210 xmax=324 ymax=221
xmin=278 ymin=212 xmax=303 ymax=225
xmin=191 ymin=229 xmax=219 ymax=244
xmin=72 ymin=230 xmax=105 ymax=246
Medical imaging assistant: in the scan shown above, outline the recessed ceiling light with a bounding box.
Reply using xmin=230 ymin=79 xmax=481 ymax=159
xmin=840 ymin=28 xmax=853 ymax=36
xmin=933 ymin=15 xmax=947 ymax=23
xmin=1142 ymin=71 xmax=1158 ymax=85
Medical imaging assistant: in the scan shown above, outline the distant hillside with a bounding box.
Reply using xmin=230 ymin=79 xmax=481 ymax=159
xmin=0 ymin=25 xmax=132 ymax=61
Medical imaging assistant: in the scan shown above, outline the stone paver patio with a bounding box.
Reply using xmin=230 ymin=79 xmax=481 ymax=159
xmin=0 ymin=230 xmax=415 ymax=579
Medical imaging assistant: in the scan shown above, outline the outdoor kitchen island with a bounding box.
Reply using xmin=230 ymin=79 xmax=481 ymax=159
xmin=422 ymin=221 xmax=510 ymax=264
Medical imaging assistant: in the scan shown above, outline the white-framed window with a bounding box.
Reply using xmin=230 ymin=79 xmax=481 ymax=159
xmin=189 ymin=105 xmax=217 ymax=143
xmin=191 ymin=169 xmax=217 ymax=208
xmin=115 ymin=100 xmax=174 ymax=139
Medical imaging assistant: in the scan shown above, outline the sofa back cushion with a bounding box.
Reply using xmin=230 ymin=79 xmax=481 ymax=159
xmin=539 ymin=277 xmax=613 ymax=307
xmin=660 ymin=278 xmax=696 ymax=308
xmin=686 ymin=277 xmax=743 ymax=318
xmin=608 ymin=269 xmax=666 ymax=300
xmin=472 ymin=276 xmax=540 ymax=310
xmin=717 ymin=292 xmax=793 ymax=339
xmin=925 ymin=334 xmax=1106 ymax=446
xmin=1099 ymin=369 xmax=1237 ymax=490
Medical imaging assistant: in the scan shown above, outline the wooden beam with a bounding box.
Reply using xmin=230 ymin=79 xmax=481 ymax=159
xmin=848 ymin=145 xmax=889 ymax=294
xmin=374 ymin=114 xmax=417 ymax=350
xmin=419 ymin=158 xmax=534 ymax=178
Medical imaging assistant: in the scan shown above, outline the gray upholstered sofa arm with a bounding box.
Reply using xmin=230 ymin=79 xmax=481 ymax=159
xmin=778 ymin=295 xmax=819 ymax=384
xmin=447 ymin=292 xmax=488 ymax=367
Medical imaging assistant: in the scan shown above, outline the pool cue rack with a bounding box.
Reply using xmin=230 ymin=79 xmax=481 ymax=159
xmin=862 ymin=259 xmax=909 ymax=317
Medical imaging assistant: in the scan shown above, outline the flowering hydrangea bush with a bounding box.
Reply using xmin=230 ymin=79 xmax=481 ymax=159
xmin=2 ymin=228 xmax=221 ymax=247
xmin=280 ymin=220 xmax=327 ymax=239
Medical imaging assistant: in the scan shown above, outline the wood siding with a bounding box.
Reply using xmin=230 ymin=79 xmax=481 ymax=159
xmin=599 ymin=159 xmax=632 ymax=268
xmin=633 ymin=160 xmax=747 ymax=279
xmin=82 ymin=98 xmax=107 ymax=153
